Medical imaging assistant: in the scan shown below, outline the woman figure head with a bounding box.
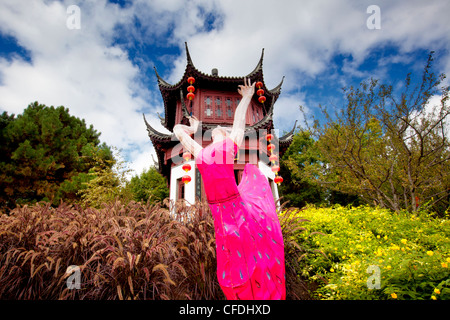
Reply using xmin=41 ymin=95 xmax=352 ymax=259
xmin=212 ymin=125 xmax=232 ymax=143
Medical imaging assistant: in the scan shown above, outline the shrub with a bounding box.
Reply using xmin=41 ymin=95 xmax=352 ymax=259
xmin=293 ymin=205 xmax=450 ymax=300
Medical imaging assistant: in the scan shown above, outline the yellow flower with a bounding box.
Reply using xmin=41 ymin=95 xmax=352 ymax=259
xmin=434 ymin=288 xmax=441 ymax=295
xmin=330 ymin=268 xmax=335 ymax=273
xmin=446 ymin=257 xmax=450 ymax=263
xmin=391 ymin=293 xmax=397 ymax=299
xmin=401 ymin=239 xmax=407 ymax=244
xmin=377 ymin=235 xmax=380 ymax=239
xmin=386 ymin=265 xmax=392 ymax=270
xmin=384 ymin=235 xmax=388 ymax=240
xmin=427 ymin=251 xmax=434 ymax=256
xmin=442 ymin=262 xmax=448 ymax=268
xmin=431 ymin=295 xmax=437 ymax=300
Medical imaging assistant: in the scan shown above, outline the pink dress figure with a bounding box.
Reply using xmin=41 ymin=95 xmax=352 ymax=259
xmin=173 ymin=78 xmax=286 ymax=300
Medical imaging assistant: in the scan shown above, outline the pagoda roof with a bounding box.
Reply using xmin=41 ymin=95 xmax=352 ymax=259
xmin=144 ymin=112 xmax=297 ymax=179
xmin=154 ymin=42 xmax=284 ymax=131
xmin=145 ymin=43 xmax=297 ymax=177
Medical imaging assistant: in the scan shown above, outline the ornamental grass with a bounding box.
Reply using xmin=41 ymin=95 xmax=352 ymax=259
xmin=0 ymin=199 xmax=310 ymax=300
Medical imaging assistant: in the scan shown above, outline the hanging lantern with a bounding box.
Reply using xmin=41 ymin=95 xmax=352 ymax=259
xmin=269 ymin=154 xmax=278 ymax=163
xmin=257 ymin=89 xmax=265 ymax=96
xmin=266 ymin=133 xmax=273 ymax=141
xmin=186 ymin=77 xmax=196 ymax=102
xmin=181 ymin=151 xmax=192 ymax=184
xmin=183 ymin=152 xmax=192 ymax=161
xmin=274 ymin=176 xmax=283 ymax=184
xmin=187 ymin=92 xmax=195 ymax=101
xmin=182 ymin=175 xmax=192 ymax=184
xmin=256 ymin=81 xmax=263 ymax=89
xmin=267 ymin=143 xmax=275 ymax=152
xmin=271 ymin=165 xmax=280 ymax=173
xmin=258 ymin=95 xmax=266 ymax=104
xmin=182 ymin=163 xmax=191 ymax=172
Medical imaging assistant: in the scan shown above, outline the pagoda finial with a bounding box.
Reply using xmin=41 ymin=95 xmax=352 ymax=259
xmin=279 ymin=120 xmax=298 ymax=143
xmin=154 ymin=66 xmax=172 ymax=87
xmin=143 ymin=114 xmax=173 ymax=140
xmin=247 ymin=48 xmax=264 ymax=78
xmin=185 ymin=42 xmax=194 ymax=67
xmin=269 ymin=76 xmax=285 ymax=95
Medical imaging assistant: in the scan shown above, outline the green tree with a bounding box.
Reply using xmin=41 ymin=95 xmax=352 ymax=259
xmin=305 ymin=53 xmax=450 ymax=215
xmin=0 ymin=102 xmax=112 ymax=212
xmin=279 ymin=129 xmax=361 ymax=207
xmin=127 ymin=167 xmax=169 ymax=204
xmin=279 ymin=129 xmax=325 ymax=207
xmin=78 ymin=147 xmax=132 ymax=208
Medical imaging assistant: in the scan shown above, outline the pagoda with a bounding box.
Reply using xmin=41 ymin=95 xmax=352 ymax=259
xmin=144 ymin=43 xmax=296 ymax=205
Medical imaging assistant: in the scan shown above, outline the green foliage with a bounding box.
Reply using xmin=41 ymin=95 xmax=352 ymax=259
xmin=292 ymin=205 xmax=450 ymax=300
xmin=279 ymin=130 xmax=325 ymax=207
xmin=303 ymin=53 xmax=450 ymax=215
xmin=279 ymin=129 xmax=362 ymax=207
xmin=0 ymin=102 xmax=112 ymax=212
xmin=127 ymin=167 xmax=169 ymax=204
xmin=78 ymin=147 xmax=132 ymax=208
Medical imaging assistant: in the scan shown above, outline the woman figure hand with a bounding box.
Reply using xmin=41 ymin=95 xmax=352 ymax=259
xmin=237 ymin=77 xmax=255 ymax=98
xmin=188 ymin=115 xmax=200 ymax=133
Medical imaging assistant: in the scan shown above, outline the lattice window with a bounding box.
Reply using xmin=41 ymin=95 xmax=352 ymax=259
xmin=215 ymin=97 xmax=223 ymax=118
xmin=205 ymin=96 xmax=212 ymax=117
xmin=226 ymin=98 xmax=233 ymax=118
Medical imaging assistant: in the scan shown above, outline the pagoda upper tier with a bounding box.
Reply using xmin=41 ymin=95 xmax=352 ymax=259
xmin=144 ymin=42 xmax=296 ymax=178
xmin=154 ymin=42 xmax=284 ymax=131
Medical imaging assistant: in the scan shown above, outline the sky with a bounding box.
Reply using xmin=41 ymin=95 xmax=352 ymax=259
xmin=0 ymin=0 xmax=449 ymax=177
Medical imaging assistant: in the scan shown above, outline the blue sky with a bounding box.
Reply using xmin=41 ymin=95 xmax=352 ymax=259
xmin=0 ymin=0 xmax=449 ymax=176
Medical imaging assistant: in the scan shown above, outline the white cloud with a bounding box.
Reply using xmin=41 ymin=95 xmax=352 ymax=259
xmin=0 ymin=0 xmax=449 ymax=177
xmin=0 ymin=0 xmax=158 ymax=176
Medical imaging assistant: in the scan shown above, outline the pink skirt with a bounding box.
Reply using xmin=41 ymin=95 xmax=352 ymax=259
xmin=208 ymin=164 xmax=286 ymax=300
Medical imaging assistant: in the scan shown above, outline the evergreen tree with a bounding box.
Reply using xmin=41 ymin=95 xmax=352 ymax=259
xmin=128 ymin=167 xmax=169 ymax=204
xmin=0 ymin=102 xmax=112 ymax=212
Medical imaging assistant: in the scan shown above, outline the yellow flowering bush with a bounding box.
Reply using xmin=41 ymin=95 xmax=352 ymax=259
xmin=291 ymin=205 xmax=450 ymax=300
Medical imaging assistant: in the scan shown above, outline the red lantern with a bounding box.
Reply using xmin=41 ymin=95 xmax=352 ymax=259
xmin=266 ymin=133 xmax=273 ymax=141
xmin=183 ymin=152 xmax=192 ymax=161
xmin=187 ymin=85 xmax=195 ymax=93
xmin=187 ymin=92 xmax=195 ymax=101
xmin=274 ymin=176 xmax=283 ymax=184
xmin=267 ymin=143 xmax=275 ymax=152
xmin=257 ymin=89 xmax=264 ymax=96
xmin=182 ymin=163 xmax=191 ymax=172
xmin=258 ymin=96 xmax=266 ymax=103
xmin=269 ymin=154 xmax=278 ymax=162
xmin=271 ymin=165 xmax=280 ymax=173
xmin=182 ymin=175 xmax=191 ymax=184
xmin=256 ymin=81 xmax=263 ymax=89
xmin=188 ymin=77 xmax=195 ymax=85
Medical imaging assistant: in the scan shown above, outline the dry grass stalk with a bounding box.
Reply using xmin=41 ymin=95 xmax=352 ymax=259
xmin=0 ymin=199 xmax=311 ymax=299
